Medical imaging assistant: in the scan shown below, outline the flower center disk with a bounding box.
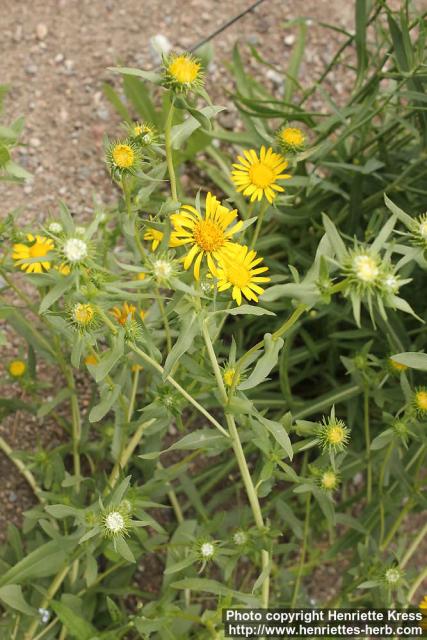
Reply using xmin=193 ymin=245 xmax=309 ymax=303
xmin=193 ymin=220 xmax=225 ymax=252
xmin=113 ymin=145 xmax=134 ymax=168
xmin=169 ymin=57 xmax=199 ymax=83
xmin=227 ymin=262 xmax=251 ymax=289
xmin=249 ymin=162 xmax=275 ymax=188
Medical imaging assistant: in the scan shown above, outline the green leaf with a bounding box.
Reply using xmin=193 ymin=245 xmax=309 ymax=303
xmin=355 ymin=0 xmax=368 ymax=88
xmin=0 ymin=541 xmax=69 ymax=586
xmin=391 ymin=351 xmax=427 ymax=370
xmin=171 ymin=578 xmax=260 ymax=606
xmin=371 ymin=429 xmax=394 ymax=451
xmin=223 ymin=305 xmax=275 ymax=317
xmin=39 ymin=275 xmax=74 ymax=314
xmin=171 ymin=106 xmax=224 ymax=148
xmin=114 ymin=537 xmax=135 ymax=563
xmin=93 ymin=332 xmax=124 ymax=382
xmin=163 ymin=313 xmax=198 ymax=377
xmin=37 ymin=388 xmax=72 ymax=418
xmin=384 ymin=194 xmax=414 ymax=228
xmin=89 ymin=384 xmax=121 ymax=423
xmin=256 ymin=414 xmax=293 ymax=460
xmin=51 ymin=600 xmax=98 ymax=640
xmin=163 ymin=555 xmax=196 ymax=575
xmin=0 ymin=584 xmax=36 ymax=615
xmin=0 ymin=145 xmax=10 ymax=166
xmin=109 ymin=66 xmax=161 ymax=84
xmin=45 ymin=505 xmax=81 ymax=519
xmin=283 ymin=20 xmax=307 ymax=104
xmin=4 ymin=160 xmax=31 ymax=180
xmin=321 ymin=214 xmax=347 ymax=261
xmin=238 ymin=334 xmax=284 ymax=390
xmin=102 ymin=82 xmax=132 ymax=122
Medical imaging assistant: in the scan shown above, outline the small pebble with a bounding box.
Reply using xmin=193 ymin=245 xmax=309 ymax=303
xmin=36 ymin=23 xmax=48 ymax=40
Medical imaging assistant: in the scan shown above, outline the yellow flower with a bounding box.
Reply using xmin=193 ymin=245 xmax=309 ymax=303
xmin=132 ymin=121 xmax=157 ymax=144
xmin=320 ymin=470 xmax=339 ymax=491
xmin=107 ymin=139 xmax=140 ymax=177
xmin=84 ymin=354 xmax=98 ymax=366
xmin=414 ymin=388 xmax=427 ymax=414
xmin=420 ymin=595 xmax=427 ymax=611
xmin=278 ymin=126 xmax=305 ymax=153
xmin=231 ymin=146 xmax=291 ymax=204
xmin=131 ymin=363 xmax=143 ymax=373
xmin=170 ymin=192 xmax=243 ymax=280
xmin=319 ymin=416 xmax=350 ymax=452
xmin=111 ymin=302 xmax=145 ymax=325
xmin=56 ymin=263 xmax=71 ymax=276
xmin=223 ymin=367 xmax=240 ymax=387
xmin=165 ymin=52 xmax=203 ymax=90
xmin=144 ymin=228 xmax=164 ymax=251
xmin=137 ymin=272 xmax=146 ymax=280
xmin=8 ymin=360 xmax=26 ymax=377
xmin=215 ymin=244 xmax=270 ymax=305
xmin=388 ymin=357 xmax=408 ymax=373
xmin=12 ymin=234 xmax=54 ymax=273
xmin=72 ymin=303 xmax=95 ymax=327
xmin=112 ymin=302 xmax=136 ymax=325
xmin=112 ymin=144 xmax=135 ymax=168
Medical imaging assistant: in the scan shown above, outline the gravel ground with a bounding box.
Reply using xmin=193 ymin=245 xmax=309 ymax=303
xmin=0 ymin=0 xmax=357 ymax=222
xmin=0 ymin=0 xmax=425 ymax=601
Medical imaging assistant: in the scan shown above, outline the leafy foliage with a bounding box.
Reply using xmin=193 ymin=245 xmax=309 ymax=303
xmin=0 ymin=2 xmax=426 ymax=639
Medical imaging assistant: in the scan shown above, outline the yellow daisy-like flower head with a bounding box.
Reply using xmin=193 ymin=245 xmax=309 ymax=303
xmin=112 ymin=302 xmax=136 ymax=326
xmin=164 ymin=52 xmax=204 ymax=92
xmin=223 ymin=367 xmax=240 ymax=387
xmin=72 ymin=303 xmax=95 ymax=328
xmin=277 ymin=126 xmax=305 ymax=153
xmin=106 ymin=139 xmax=140 ymax=178
xmin=320 ymin=469 xmax=339 ymax=492
xmin=12 ymin=234 xmax=54 ymax=274
xmin=144 ymin=227 xmax=164 ymax=252
xmin=170 ymin=192 xmax=243 ymax=280
xmin=8 ymin=359 xmax=27 ymax=378
xmin=56 ymin=263 xmax=71 ymax=276
xmin=318 ymin=416 xmax=350 ymax=452
xmin=231 ymin=146 xmax=291 ymax=204
xmin=388 ymin=357 xmax=408 ymax=374
xmin=111 ymin=302 xmax=145 ymax=326
xmin=413 ymin=387 xmax=427 ymax=416
xmin=130 ymin=121 xmax=157 ymax=145
xmin=84 ymin=354 xmax=98 ymax=366
xmin=215 ymin=244 xmax=271 ymax=306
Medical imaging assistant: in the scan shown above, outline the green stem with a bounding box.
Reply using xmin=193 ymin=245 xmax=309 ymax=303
xmin=250 ymin=200 xmax=269 ymax=249
xmin=0 ymin=436 xmax=46 ymax=505
xmin=379 ymin=442 xmax=393 ymax=546
xmin=64 ymin=371 xmax=81 ymax=494
xmin=108 ymin=418 xmax=156 ymax=489
xmin=380 ymin=500 xmax=413 ymax=552
xmin=165 ymin=100 xmax=178 ymax=202
xmin=155 ymin=286 xmax=172 ymax=352
xmin=363 ymin=387 xmax=372 ymax=504
xmin=129 ymin=343 xmax=229 ymax=438
xmin=202 ymin=320 xmax=270 ymax=608
xmin=121 ymin=176 xmax=132 ymax=216
xmin=406 ymin=565 xmax=427 ymax=605
xmin=127 ymin=367 xmax=140 ymax=423
xmin=401 ymin=521 xmax=427 ymax=569
xmin=291 ymin=492 xmax=311 ymax=607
